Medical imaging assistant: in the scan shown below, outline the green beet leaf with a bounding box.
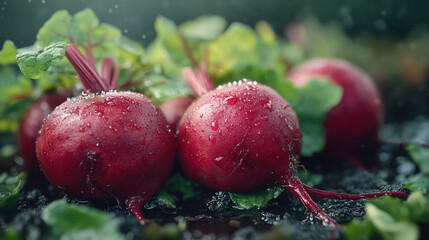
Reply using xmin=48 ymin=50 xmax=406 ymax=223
xmin=289 ymin=77 xmax=343 ymax=156
xmin=0 ymin=40 xmax=19 ymax=65
xmin=0 ymin=172 xmax=27 ymax=211
xmin=42 ymin=200 xmax=122 ymax=240
xmin=405 ymin=144 xmax=429 ymax=198
xmin=345 ymin=192 xmax=429 ymax=240
xmin=0 ymin=66 xmax=32 ymax=132
xmin=16 ymin=41 xmax=66 ymax=79
xmin=154 ymin=173 xmax=202 ymax=208
xmin=180 ymin=15 xmax=227 ymax=41
xmin=228 ymin=187 xmax=284 ymax=210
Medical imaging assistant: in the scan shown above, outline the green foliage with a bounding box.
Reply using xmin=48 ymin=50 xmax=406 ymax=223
xmin=405 ymin=144 xmax=429 ymax=198
xmin=289 ymin=78 xmax=343 ymax=156
xmin=155 ymin=173 xmax=202 ymax=208
xmin=16 ymin=41 xmax=66 ymax=79
xmin=0 ymin=172 xmax=27 ymax=211
xmin=0 ymin=40 xmax=19 ymax=65
xmin=345 ymin=192 xmax=429 ymax=240
xmin=228 ymin=187 xmax=284 ymax=210
xmin=42 ymin=200 xmax=122 ymax=240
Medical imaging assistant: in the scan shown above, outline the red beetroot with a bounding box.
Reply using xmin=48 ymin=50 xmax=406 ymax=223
xmin=177 ymin=64 xmax=408 ymax=227
xmin=18 ymin=91 xmax=73 ymax=171
xmin=287 ymin=58 xmax=384 ymax=168
xmin=36 ymin=45 xmax=175 ymax=223
xmin=160 ymin=96 xmax=194 ymax=131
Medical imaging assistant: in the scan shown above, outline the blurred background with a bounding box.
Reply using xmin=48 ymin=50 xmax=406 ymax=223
xmin=1 ymin=0 xmax=428 ymax=121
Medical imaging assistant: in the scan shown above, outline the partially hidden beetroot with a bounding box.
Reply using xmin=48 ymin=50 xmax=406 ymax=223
xmin=160 ymin=96 xmax=194 ymax=132
xmin=18 ymin=91 xmax=73 ymax=171
xmin=36 ymin=45 xmax=175 ymax=223
xmin=177 ymin=64 xmax=407 ymax=227
xmin=288 ymin=58 xmax=384 ymax=169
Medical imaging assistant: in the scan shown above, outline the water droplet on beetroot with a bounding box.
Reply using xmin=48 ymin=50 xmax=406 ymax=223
xmin=264 ymin=101 xmax=273 ymax=112
xmin=215 ymin=156 xmax=224 ymax=161
xmin=209 ymin=135 xmax=216 ymax=144
xmin=79 ymin=127 xmax=85 ymax=132
xmin=87 ymin=123 xmax=91 ymax=128
xmin=224 ymin=96 xmax=238 ymax=105
xmin=211 ymin=120 xmax=219 ymax=131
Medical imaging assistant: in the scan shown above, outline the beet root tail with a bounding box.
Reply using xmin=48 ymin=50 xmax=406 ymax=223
xmin=303 ymin=184 xmax=409 ymax=200
xmin=282 ymin=178 xmax=339 ymax=228
xmin=126 ymin=196 xmax=148 ymax=225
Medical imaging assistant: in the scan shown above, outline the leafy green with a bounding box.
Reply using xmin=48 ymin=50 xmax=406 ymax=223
xmin=37 ymin=9 xmax=121 ymax=62
xmin=0 ymin=172 xmax=27 ymax=211
xmin=298 ymin=170 xmax=323 ymax=187
xmin=42 ymin=200 xmax=122 ymax=240
xmin=345 ymin=192 xmax=429 ymax=240
xmin=16 ymin=41 xmax=66 ymax=79
xmin=0 ymin=40 xmax=19 ymax=65
xmin=291 ymin=78 xmax=342 ymax=156
xmin=180 ymin=15 xmax=227 ymax=41
xmin=155 ymin=173 xmax=202 ymax=208
xmin=228 ymin=187 xmax=284 ymax=210
xmin=405 ymin=144 xmax=429 ymax=198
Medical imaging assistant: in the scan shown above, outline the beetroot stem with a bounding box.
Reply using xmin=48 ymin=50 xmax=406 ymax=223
xmin=101 ymin=58 xmax=112 ymax=87
xmin=110 ymin=63 xmax=120 ymax=90
xmin=303 ymin=185 xmax=409 ymax=200
xmin=178 ymin=33 xmax=214 ymax=96
xmin=65 ymin=45 xmax=109 ymax=93
xmin=126 ymin=196 xmax=147 ymax=225
xmin=183 ymin=67 xmax=209 ymax=98
xmin=282 ymin=177 xmax=339 ymax=228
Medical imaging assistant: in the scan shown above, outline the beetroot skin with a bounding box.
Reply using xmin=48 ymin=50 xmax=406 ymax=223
xmin=35 ymin=44 xmax=176 ymax=222
xmin=160 ymin=96 xmax=194 ymax=131
xmin=288 ymin=58 xmax=384 ymax=164
xmin=18 ymin=91 xmax=72 ymax=171
xmin=178 ymin=81 xmax=301 ymax=192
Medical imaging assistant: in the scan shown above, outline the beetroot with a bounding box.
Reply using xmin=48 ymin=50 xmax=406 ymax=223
xmin=36 ymin=45 xmax=175 ymax=223
xmin=160 ymin=96 xmax=194 ymax=131
xmin=177 ymin=64 xmax=408 ymax=227
xmin=287 ymin=58 xmax=384 ymax=168
xmin=17 ymin=91 xmax=73 ymax=171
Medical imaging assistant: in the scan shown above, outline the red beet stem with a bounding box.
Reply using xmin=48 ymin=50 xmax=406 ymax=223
xmin=282 ymin=177 xmax=339 ymax=228
xmin=126 ymin=196 xmax=147 ymax=225
xmin=65 ymin=44 xmax=109 ymax=93
xmin=101 ymin=58 xmax=112 ymax=87
xmin=303 ymin=185 xmax=409 ymax=200
xmin=110 ymin=64 xmax=120 ymax=90
xmin=178 ymin=33 xmax=214 ymax=96
xmin=183 ymin=67 xmax=210 ymax=98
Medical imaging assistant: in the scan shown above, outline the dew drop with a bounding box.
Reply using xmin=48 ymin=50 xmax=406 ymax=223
xmin=211 ymin=120 xmax=219 ymax=131
xmin=209 ymin=135 xmax=216 ymax=144
xmin=224 ymin=96 xmax=237 ymax=105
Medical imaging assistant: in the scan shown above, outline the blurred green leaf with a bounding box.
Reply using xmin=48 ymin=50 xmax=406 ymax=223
xmin=16 ymin=41 xmax=66 ymax=79
xmin=406 ymin=144 xmax=429 ymax=174
xmin=228 ymin=187 xmax=284 ymax=210
xmin=289 ymin=78 xmax=343 ymax=156
xmin=155 ymin=173 xmax=202 ymax=208
xmin=0 ymin=172 xmax=27 ymax=211
xmin=345 ymin=192 xmax=429 ymax=240
xmin=180 ymin=15 xmax=227 ymax=41
xmin=0 ymin=40 xmax=19 ymax=65
xmin=42 ymin=200 xmax=122 ymax=240
xmin=405 ymin=144 xmax=429 ymax=197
